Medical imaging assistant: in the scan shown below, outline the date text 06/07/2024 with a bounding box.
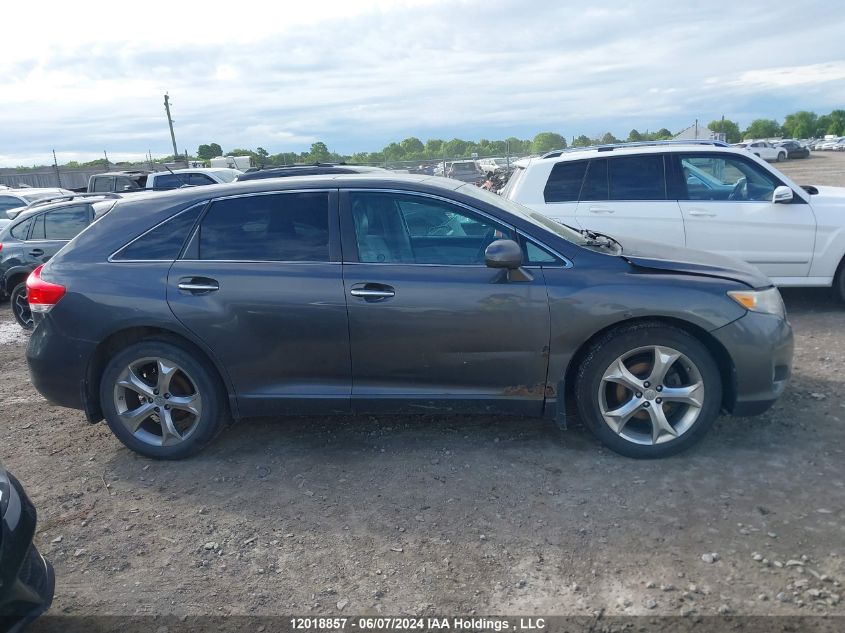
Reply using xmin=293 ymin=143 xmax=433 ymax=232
xmin=290 ymin=617 xmax=547 ymax=631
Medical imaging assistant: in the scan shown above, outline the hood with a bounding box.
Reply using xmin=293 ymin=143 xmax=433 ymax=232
xmin=810 ymin=185 xmax=845 ymax=199
xmin=619 ymin=236 xmax=771 ymax=289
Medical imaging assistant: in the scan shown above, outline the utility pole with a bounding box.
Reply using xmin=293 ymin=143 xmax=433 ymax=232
xmin=103 ymin=150 xmax=110 ymax=171
xmin=52 ymin=150 xmax=62 ymax=187
xmin=164 ymin=93 xmax=179 ymax=160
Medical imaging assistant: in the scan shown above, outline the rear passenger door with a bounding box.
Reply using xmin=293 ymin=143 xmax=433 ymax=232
xmin=27 ymin=204 xmax=91 ymax=265
xmin=166 ymin=190 xmax=352 ymax=416
xmin=538 ymin=159 xmax=586 ymax=227
xmin=574 ymin=154 xmax=686 ymax=246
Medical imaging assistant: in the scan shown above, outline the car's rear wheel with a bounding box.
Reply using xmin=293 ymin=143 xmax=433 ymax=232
xmin=100 ymin=340 xmax=228 ymax=459
xmin=10 ymin=282 xmax=34 ymax=330
xmin=575 ymin=324 xmax=722 ymax=458
xmin=777 ymin=151 xmax=786 ymax=162
xmin=835 ymin=261 xmax=845 ymax=303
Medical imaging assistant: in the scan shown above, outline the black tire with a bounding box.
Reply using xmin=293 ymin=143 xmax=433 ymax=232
xmin=835 ymin=261 xmax=845 ymax=303
xmin=575 ymin=323 xmax=722 ymax=459
xmin=10 ymin=282 xmax=34 ymax=330
xmin=99 ymin=339 xmax=228 ymax=459
xmin=777 ymin=152 xmax=786 ymax=162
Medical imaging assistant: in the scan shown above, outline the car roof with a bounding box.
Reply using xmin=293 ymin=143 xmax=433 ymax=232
xmin=517 ymin=141 xmax=755 ymax=167
xmin=0 ymin=187 xmax=69 ymax=196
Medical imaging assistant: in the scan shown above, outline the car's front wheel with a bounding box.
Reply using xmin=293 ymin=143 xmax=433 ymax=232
xmin=575 ymin=324 xmax=722 ymax=458
xmin=10 ymin=282 xmax=34 ymax=330
xmin=777 ymin=152 xmax=786 ymax=162
xmin=99 ymin=340 xmax=228 ymax=459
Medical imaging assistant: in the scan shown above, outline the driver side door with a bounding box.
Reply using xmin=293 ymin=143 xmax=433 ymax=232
xmin=673 ymin=153 xmax=815 ymax=279
xmin=340 ymin=189 xmax=551 ymax=415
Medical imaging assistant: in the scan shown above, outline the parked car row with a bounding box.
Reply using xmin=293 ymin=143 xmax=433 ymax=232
xmin=503 ymin=140 xmax=845 ymax=301
xmin=811 ymin=137 xmax=845 ymax=151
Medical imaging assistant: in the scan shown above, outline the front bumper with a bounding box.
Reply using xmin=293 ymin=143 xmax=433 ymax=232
xmin=1 ymin=473 xmax=55 ymax=631
xmin=711 ymin=311 xmax=794 ymax=416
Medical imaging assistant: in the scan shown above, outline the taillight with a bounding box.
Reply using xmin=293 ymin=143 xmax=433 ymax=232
xmin=26 ymin=265 xmax=66 ymax=313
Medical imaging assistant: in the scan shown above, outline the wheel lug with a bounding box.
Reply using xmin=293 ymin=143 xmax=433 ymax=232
xmin=155 ymin=407 xmax=160 ymax=412
xmin=656 ymin=385 xmax=663 ymax=392
xmin=636 ymin=392 xmax=643 ymax=398
xmin=153 ymin=389 xmax=159 ymax=395
xmin=164 ymin=393 xmax=170 ymax=399
xmin=164 ymin=405 xmax=170 ymax=410
xmin=643 ymin=381 xmax=651 ymax=388
xmin=642 ymin=401 xmax=650 ymax=408
xmin=656 ymin=398 xmax=663 ymax=404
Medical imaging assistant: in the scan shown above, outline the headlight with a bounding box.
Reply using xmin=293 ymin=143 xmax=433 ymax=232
xmin=727 ymin=287 xmax=786 ymax=318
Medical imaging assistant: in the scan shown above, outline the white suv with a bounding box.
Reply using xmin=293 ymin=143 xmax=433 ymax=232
xmin=503 ymin=140 xmax=845 ymax=300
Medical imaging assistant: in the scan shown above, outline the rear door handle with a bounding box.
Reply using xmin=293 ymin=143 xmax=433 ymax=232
xmin=178 ymin=277 xmax=219 ymax=294
xmin=688 ymin=209 xmax=717 ymax=217
xmin=28 ymin=249 xmax=44 ymax=257
xmin=350 ymin=283 xmax=395 ymax=301
xmin=588 ymin=206 xmax=614 ymax=214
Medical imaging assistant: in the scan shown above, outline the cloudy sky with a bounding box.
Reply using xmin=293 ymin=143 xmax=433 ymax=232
xmin=1 ymin=0 xmax=844 ymax=166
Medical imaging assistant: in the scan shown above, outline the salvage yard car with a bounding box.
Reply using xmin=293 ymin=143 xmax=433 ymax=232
xmin=504 ymin=140 xmax=845 ymax=301
xmin=0 ymin=459 xmax=55 ymax=630
xmin=25 ymin=174 xmax=792 ymax=460
xmin=0 ymin=193 xmax=120 ymax=329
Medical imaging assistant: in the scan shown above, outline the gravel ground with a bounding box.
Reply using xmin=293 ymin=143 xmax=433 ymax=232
xmin=1 ymin=152 xmax=844 ymax=621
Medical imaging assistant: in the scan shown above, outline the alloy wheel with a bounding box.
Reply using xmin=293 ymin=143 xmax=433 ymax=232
xmin=13 ymin=287 xmax=33 ymax=329
xmin=112 ymin=357 xmax=203 ymax=447
xmin=598 ymin=345 xmax=704 ymax=446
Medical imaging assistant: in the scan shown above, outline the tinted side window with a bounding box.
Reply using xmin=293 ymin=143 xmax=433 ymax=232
xmin=10 ymin=217 xmax=33 ymax=239
xmin=0 ymin=196 xmax=24 ymax=212
xmin=114 ymin=204 xmax=204 ymax=261
xmin=543 ymin=161 xmax=588 ymax=203
xmin=609 ymin=155 xmax=666 ymax=200
xmin=580 ymin=159 xmax=608 ymax=201
xmin=114 ymin=176 xmax=141 ymax=191
xmin=43 ymin=206 xmax=89 ymax=240
xmin=152 ymin=174 xmax=189 ymax=189
xmin=350 ymin=192 xmax=513 ymax=265
xmin=90 ymin=176 xmax=113 ymax=192
xmin=199 ymin=192 xmax=330 ymax=261
xmin=189 ymin=174 xmax=216 ymax=186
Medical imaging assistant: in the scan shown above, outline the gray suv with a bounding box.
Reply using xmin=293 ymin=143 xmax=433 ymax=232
xmin=24 ymin=175 xmax=793 ymax=459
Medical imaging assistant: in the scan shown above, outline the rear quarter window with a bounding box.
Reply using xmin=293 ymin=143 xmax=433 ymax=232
xmin=10 ymin=217 xmax=33 ymax=239
xmin=113 ymin=204 xmax=204 ymax=261
xmin=543 ymin=160 xmax=588 ymax=202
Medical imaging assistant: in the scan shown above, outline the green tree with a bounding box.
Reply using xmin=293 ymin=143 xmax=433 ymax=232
xmin=531 ymin=132 xmax=566 ymax=154
xmin=743 ymin=119 xmax=782 ymax=139
xmin=400 ymin=137 xmax=425 ymax=156
xmin=654 ymin=128 xmax=673 ymax=140
xmin=707 ymin=119 xmax=741 ymax=143
xmin=782 ymin=111 xmax=817 ymax=139
xmin=196 ymin=143 xmax=222 ymax=160
xmin=425 ymin=139 xmax=444 ymax=155
xmin=307 ymin=141 xmax=331 ymax=163
xmin=572 ymin=135 xmax=592 ymax=147
xmin=599 ymin=132 xmax=620 ymax=145
xmin=627 ymin=129 xmax=643 ymax=142
xmin=443 ymin=138 xmax=468 ymax=158
xmin=826 ymin=110 xmax=845 ymax=136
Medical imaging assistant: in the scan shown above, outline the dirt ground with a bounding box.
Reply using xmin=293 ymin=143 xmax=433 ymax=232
xmin=1 ymin=153 xmax=844 ymax=621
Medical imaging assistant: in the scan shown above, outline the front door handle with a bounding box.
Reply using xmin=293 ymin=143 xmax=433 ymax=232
xmin=588 ymin=206 xmax=614 ymax=214
xmin=688 ymin=209 xmax=717 ymax=217
xmin=178 ymin=277 xmax=219 ymax=294
xmin=28 ymin=249 xmax=44 ymax=257
xmin=350 ymin=283 xmax=395 ymax=301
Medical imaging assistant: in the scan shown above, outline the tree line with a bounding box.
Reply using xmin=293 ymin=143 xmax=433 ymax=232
xmin=11 ymin=108 xmax=843 ymax=171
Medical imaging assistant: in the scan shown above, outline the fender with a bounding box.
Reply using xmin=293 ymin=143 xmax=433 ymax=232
xmin=2 ymin=265 xmax=35 ymax=293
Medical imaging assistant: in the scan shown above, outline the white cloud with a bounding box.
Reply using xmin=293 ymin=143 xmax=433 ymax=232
xmin=0 ymin=0 xmax=844 ymax=166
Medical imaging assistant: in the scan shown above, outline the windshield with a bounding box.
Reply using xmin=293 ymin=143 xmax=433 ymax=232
xmin=457 ymin=184 xmax=588 ymax=246
xmin=215 ymin=170 xmax=240 ymax=183
xmin=21 ymin=191 xmax=60 ymax=203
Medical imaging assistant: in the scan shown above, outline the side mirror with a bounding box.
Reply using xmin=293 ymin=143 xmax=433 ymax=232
xmin=484 ymin=239 xmax=522 ymax=269
xmin=773 ymin=186 xmax=793 ymax=204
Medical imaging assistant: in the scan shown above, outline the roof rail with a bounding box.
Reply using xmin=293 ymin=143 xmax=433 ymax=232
xmin=24 ymin=192 xmax=122 ymax=209
xmin=541 ymin=139 xmax=731 ymax=159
